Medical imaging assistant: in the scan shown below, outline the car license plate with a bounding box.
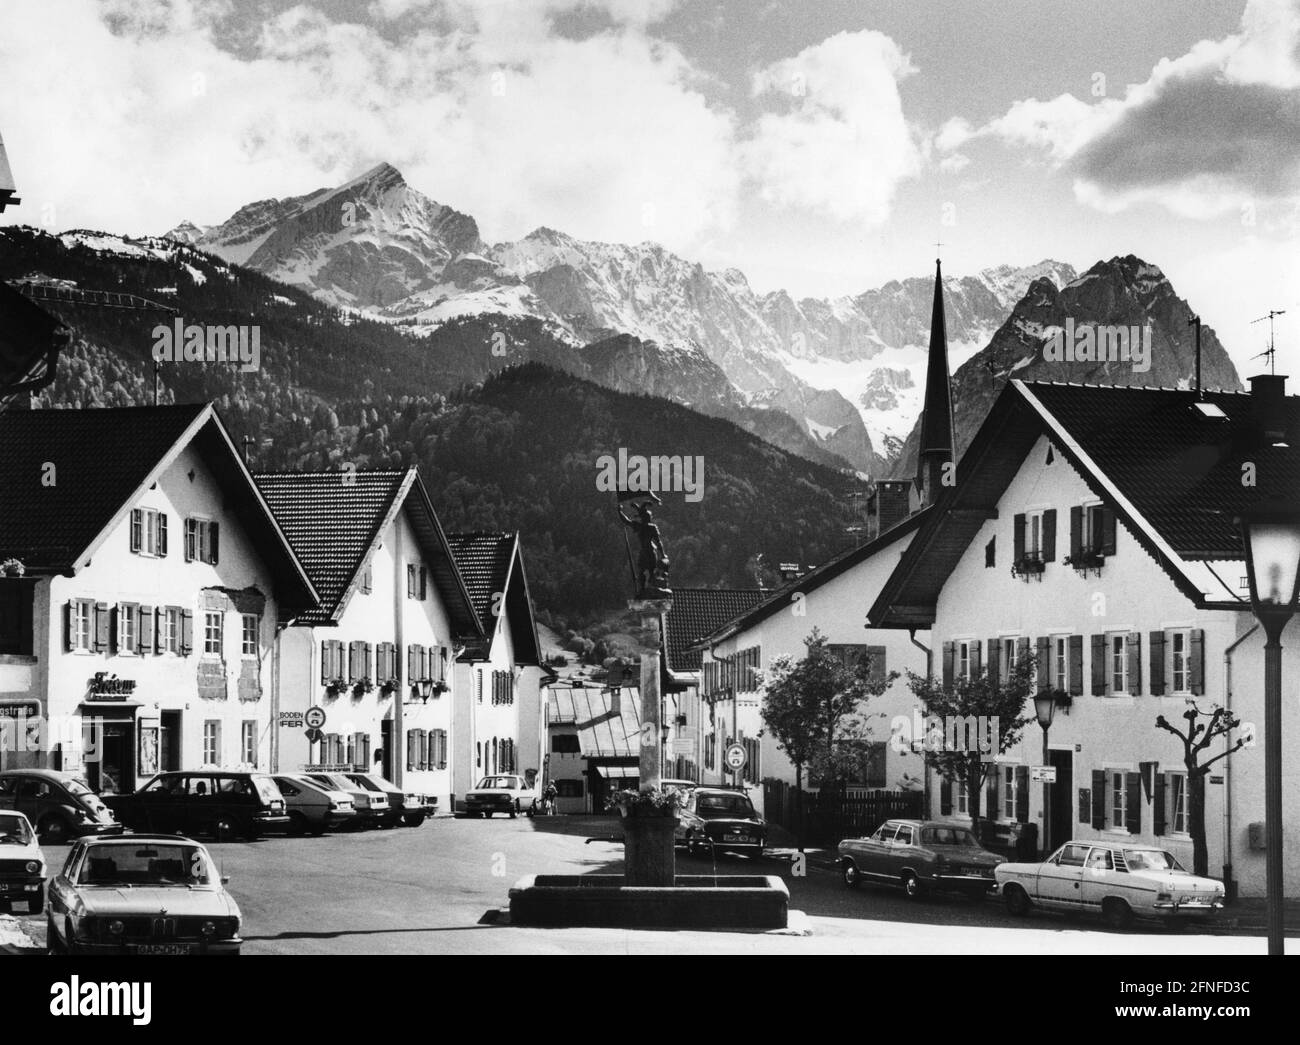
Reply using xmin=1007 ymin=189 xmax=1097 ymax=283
xmin=724 ymin=834 xmax=748 ymax=843
xmin=133 ymin=943 xmax=192 ymax=956
xmin=1179 ymin=895 xmax=1197 ymax=905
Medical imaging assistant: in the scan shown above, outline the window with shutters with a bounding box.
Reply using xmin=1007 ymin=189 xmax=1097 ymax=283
xmin=955 ymin=780 xmax=969 ymax=816
xmin=70 ymin=599 xmax=94 ymax=652
xmin=129 ymin=507 xmax=167 ymax=557
xmin=1170 ymin=630 xmax=1190 ymax=694
xmin=1026 ymin=510 xmax=1045 ymax=559
xmin=957 ymin=639 xmax=973 ymax=681
xmin=406 ymin=564 xmax=428 ymax=600
xmin=241 ymin=614 xmax=258 ymax=657
xmin=1082 ymin=503 xmax=1106 ymax=554
xmin=203 ymin=611 xmax=223 ymax=656
xmin=184 ymin=517 xmax=219 ymax=564
xmin=117 ymin=603 xmax=139 ymax=654
xmin=1167 ymin=772 xmax=1188 ymax=834
xmin=1109 ymin=770 xmax=1127 ymax=830
xmin=203 ymin=720 xmax=222 ymax=766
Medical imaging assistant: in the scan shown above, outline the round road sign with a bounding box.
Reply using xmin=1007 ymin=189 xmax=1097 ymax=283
xmin=304 ymin=706 xmax=327 ymax=730
xmin=724 ymin=743 xmax=747 ymax=771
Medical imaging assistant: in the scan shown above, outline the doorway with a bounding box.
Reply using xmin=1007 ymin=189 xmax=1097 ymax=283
xmin=160 ymin=711 xmax=182 ymax=772
xmin=1047 ymin=749 xmax=1073 ymax=855
xmin=87 ymin=720 xmax=135 ymax=795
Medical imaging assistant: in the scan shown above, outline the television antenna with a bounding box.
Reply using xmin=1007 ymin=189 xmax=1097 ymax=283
xmin=1251 ymin=309 xmax=1286 ymax=375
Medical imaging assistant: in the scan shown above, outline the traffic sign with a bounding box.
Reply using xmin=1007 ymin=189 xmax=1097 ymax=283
xmin=304 ymin=727 xmax=324 ymax=745
xmin=304 ymin=706 xmax=327 ymax=730
xmin=724 ymin=743 xmax=747 ymax=771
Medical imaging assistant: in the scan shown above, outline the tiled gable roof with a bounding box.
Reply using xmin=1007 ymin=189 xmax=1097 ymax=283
xmin=663 ymin=588 xmax=766 ymax=672
xmin=869 ymin=379 xmax=1295 ymax=626
xmin=446 ymin=532 xmax=541 ymax=664
xmin=253 ymin=470 xmax=406 ymax=625
xmin=0 ymin=404 xmax=208 ymax=570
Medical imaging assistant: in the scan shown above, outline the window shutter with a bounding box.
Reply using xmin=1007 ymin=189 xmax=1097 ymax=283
xmin=942 ymin=641 xmax=954 ymax=689
xmin=1091 ymin=770 xmax=1107 ymax=830
xmin=1070 ymin=505 xmax=1082 ymax=561
xmin=407 ymin=732 xmax=417 ymax=771
xmin=939 ymin=777 xmax=952 ymax=816
xmin=130 ymin=508 xmax=142 ymax=552
xmin=1013 ymin=513 xmax=1026 ymax=562
xmin=110 ymin=604 xmax=122 ymax=653
xmin=1042 ymin=509 xmax=1057 ymax=562
xmin=158 ymin=513 xmax=168 ymax=557
xmin=1189 ymin=629 xmax=1205 ymax=695
xmin=181 ymin=609 xmax=193 ymax=656
xmin=1068 ymin=635 xmax=1083 ymax=695
xmin=184 ymin=518 xmax=195 ymax=561
xmin=1015 ymin=766 xmax=1030 ymax=824
xmin=63 ymin=601 xmax=74 ymax=651
xmin=1154 ymin=774 xmax=1167 ymax=836
xmin=986 ymin=773 xmax=999 ymax=820
xmin=986 ymin=639 xmax=1000 ymax=684
xmin=140 ymin=605 xmax=154 ymax=654
xmin=1149 ymin=631 xmax=1166 ymax=695
xmin=1036 ymin=636 xmax=1051 ymax=691
xmin=363 ymin=641 xmax=372 ymax=679
xmin=1127 ymin=632 xmax=1142 ymax=694
xmin=1100 ymin=507 xmax=1117 ymax=556
xmin=406 ymin=565 xmax=414 ymax=598
xmin=407 ymin=644 xmax=417 ymax=684
xmin=419 ymin=568 xmax=427 ymax=600
xmin=1125 ymin=771 xmax=1141 ymax=834
xmin=321 ymin=641 xmax=332 ymax=683
xmin=969 ymin=640 xmax=982 ymax=678
xmin=439 ymin=730 xmax=448 ymax=770
xmin=1091 ymin=635 xmax=1107 ymax=695
xmin=210 ymin=522 xmax=219 ymax=565
xmin=94 ymin=601 xmax=110 ymax=652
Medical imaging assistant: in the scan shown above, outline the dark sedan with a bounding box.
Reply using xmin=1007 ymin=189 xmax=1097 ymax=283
xmin=674 ymin=787 xmax=766 ymax=858
xmin=839 ymin=819 xmax=1006 ymax=899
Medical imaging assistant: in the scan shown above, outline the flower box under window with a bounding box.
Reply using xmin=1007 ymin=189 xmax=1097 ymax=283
xmin=1011 ymin=555 xmax=1046 ymax=580
xmin=1064 ymin=549 xmax=1106 ymax=575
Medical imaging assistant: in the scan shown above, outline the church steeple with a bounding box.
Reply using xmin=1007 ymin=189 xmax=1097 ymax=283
xmin=916 ymin=258 xmax=954 ymax=506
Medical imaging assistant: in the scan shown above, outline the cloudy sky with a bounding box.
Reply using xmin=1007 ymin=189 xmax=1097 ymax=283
xmin=2 ymin=0 xmax=1298 ymax=374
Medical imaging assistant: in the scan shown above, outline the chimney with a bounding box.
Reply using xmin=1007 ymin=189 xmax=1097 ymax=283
xmin=1250 ymin=373 xmax=1289 ymax=443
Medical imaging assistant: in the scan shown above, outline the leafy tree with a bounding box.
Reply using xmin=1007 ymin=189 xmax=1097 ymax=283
xmin=761 ymin=628 xmax=897 ymax=848
xmin=1155 ymin=702 xmax=1246 ymax=876
xmin=905 ymin=657 xmax=1036 ymax=839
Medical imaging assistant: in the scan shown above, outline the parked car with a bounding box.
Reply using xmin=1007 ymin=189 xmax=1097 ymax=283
xmin=839 ymin=819 xmax=1005 ymax=899
xmin=343 ymin=772 xmax=432 ymax=827
xmin=0 ymin=769 xmax=123 ymax=843
xmin=46 ymin=835 xmax=242 ymax=955
xmin=303 ymin=772 xmax=389 ymax=828
xmin=464 ymin=775 xmax=536 ymax=818
xmin=995 ymin=840 xmax=1226 ymax=929
xmin=674 ymin=787 xmax=767 ymax=858
xmin=660 ymin=778 xmax=697 ymax=793
xmin=271 ymin=774 xmax=356 ymax=835
xmin=102 ymin=771 xmax=289 ymax=841
xmin=0 ymin=810 xmax=46 ymax=914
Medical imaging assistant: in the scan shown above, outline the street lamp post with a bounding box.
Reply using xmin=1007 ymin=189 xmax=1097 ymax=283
xmin=1239 ymin=498 xmax=1300 ymax=957
xmin=1032 ymin=690 xmax=1056 ymax=857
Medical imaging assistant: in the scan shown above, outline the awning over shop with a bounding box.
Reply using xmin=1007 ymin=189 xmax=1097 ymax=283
xmin=596 ymin=765 xmax=639 ymax=779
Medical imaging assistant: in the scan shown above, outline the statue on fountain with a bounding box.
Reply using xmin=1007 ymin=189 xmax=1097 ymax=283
xmin=618 ymin=500 xmax=671 ymax=599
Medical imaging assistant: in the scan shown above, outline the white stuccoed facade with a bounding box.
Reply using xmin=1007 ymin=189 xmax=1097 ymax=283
xmin=928 ymin=432 xmax=1298 ymax=897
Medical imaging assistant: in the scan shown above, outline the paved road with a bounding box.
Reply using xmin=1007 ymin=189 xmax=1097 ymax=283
xmin=2 ymin=815 xmax=1291 ymax=955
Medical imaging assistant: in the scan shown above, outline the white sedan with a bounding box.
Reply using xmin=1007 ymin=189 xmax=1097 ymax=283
xmin=996 ymin=840 xmax=1225 ymax=930
xmin=464 ymin=775 xmax=537 ymax=818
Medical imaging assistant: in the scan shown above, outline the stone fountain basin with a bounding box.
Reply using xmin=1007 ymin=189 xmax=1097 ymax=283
xmin=508 ymin=874 xmax=789 ymax=929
